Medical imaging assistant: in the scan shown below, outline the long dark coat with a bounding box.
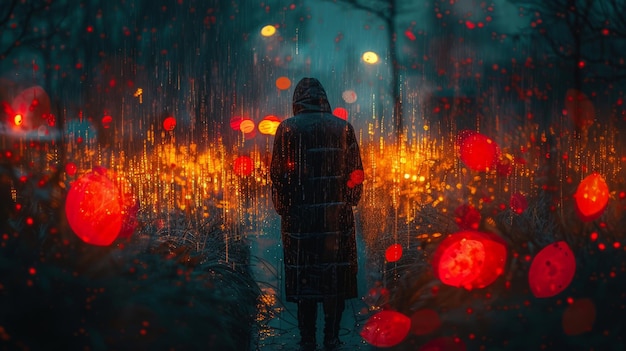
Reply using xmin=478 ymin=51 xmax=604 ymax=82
xmin=270 ymin=78 xmax=363 ymax=302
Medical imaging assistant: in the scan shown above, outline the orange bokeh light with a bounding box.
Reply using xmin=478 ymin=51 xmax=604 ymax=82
xmin=574 ymin=173 xmax=609 ymax=221
xmin=276 ymin=76 xmax=291 ymax=90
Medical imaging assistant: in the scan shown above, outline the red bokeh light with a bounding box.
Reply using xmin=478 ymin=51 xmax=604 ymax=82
xmin=360 ymin=310 xmax=411 ymax=348
xmin=163 ymin=116 xmax=176 ymax=131
xmin=385 ymin=243 xmax=403 ymax=262
xmin=457 ymin=130 xmax=500 ymax=172
xmin=574 ymin=173 xmax=609 ymax=221
xmin=65 ymin=162 xmax=77 ymax=176
xmin=101 ymin=115 xmax=113 ymax=129
xmin=333 ymin=107 xmax=348 ymax=120
xmin=230 ymin=116 xmax=244 ymax=131
xmin=65 ymin=168 xmax=123 ymax=246
xmin=432 ymin=231 xmax=507 ymax=289
xmin=348 ymin=169 xmax=365 ymax=188
xmin=528 ymin=241 xmax=576 ymax=298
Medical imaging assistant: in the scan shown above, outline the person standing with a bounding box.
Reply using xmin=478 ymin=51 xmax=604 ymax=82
xmin=270 ymin=77 xmax=364 ymax=351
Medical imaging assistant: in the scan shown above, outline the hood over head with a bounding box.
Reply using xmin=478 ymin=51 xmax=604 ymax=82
xmin=292 ymin=77 xmax=332 ymax=115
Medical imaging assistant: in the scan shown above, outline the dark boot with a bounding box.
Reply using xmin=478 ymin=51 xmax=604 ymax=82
xmin=298 ymin=299 xmax=318 ymax=351
xmin=322 ymin=297 xmax=345 ymax=350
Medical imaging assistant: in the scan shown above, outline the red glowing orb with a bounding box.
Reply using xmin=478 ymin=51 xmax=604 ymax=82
xmin=230 ymin=116 xmax=244 ymax=131
xmin=65 ymin=168 xmax=123 ymax=246
xmin=457 ymin=131 xmax=500 ymax=172
xmin=385 ymin=244 xmax=403 ymax=262
xmin=528 ymin=241 xmax=576 ymax=298
xmin=163 ymin=116 xmax=176 ymax=131
xmin=65 ymin=162 xmax=77 ymax=176
xmin=410 ymin=309 xmax=441 ymax=335
xmin=562 ymin=298 xmax=596 ymax=335
xmin=360 ymin=310 xmax=411 ymax=348
xmin=348 ymin=169 xmax=365 ymax=188
xmin=574 ymin=173 xmax=609 ymax=222
xmin=234 ymin=156 xmax=254 ymax=177
xmin=432 ymin=231 xmax=507 ymax=289
xmin=333 ymin=107 xmax=348 ymax=120
xmin=101 ymin=115 xmax=113 ymax=129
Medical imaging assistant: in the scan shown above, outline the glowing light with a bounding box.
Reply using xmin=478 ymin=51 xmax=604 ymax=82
xmin=432 ymin=231 xmax=507 ymax=289
xmin=574 ymin=173 xmax=609 ymax=221
xmin=65 ymin=167 xmax=123 ymax=246
xmin=333 ymin=107 xmax=348 ymax=120
xmin=230 ymin=116 xmax=244 ymax=131
xmin=342 ymin=90 xmax=357 ymax=104
xmin=362 ymin=51 xmax=379 ymax=64
xmin=528 ymin=241 xmax=576 ymax=298
xmin=348 ymin=169 xmax=365 ymax=188
xmin=385 ymin=243 xmax=403 ymax=262
xmin=275 ymin=76 xmax=291 ymax=90
xmin=234 ymin=156 xmax=254 ymax=177
xmin=457 ymin=130 xmax=500 ymax=171
xmin=258 ymin=115 xmax=281 ymax=135
xmin=10 ymin=86 xmax=50 ymax=131
xmin=360 ymin=310 xmax=411 ymax=348
xmin=562 ymin=298 xmax=595 ymax=335
xmin=410 ymin=309 xmax=441 ymax=335
xmin=163 ymin=116 xmax=176 ymax=131
xmin=101 ymin=115 xmax=113 ymax=129
xmin=261 ymin=25 xmax=277 ymax=37
xmin=13 ymin=114 xmax=23 ymax=126
xmin=239 ymin=119 xmax=255 ymax=134
xmin=65 ymin=162 xmax=77 ymax=176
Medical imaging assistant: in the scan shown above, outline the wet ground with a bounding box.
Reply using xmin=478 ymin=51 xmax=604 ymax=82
xmin=248 ymin=220 xmax=374 ymax=351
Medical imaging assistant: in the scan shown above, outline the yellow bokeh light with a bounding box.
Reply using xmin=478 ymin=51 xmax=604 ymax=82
xmin=261 ymin=25 xmax=277 ymax=37
xmin=362 ymin=51 xmax=379 ymax=64
xmin=13 ymin=114 xmax=23 ymax=126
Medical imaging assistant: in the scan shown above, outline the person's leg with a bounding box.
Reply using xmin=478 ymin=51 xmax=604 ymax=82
xmin=322 ymin=296 xmax=345 ymax=349
xmin=297 ymin=299 xmax=317 ymax=350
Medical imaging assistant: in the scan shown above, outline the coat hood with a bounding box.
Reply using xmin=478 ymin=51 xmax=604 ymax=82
xmin=292 ymin=77 xmax=332 ymax=115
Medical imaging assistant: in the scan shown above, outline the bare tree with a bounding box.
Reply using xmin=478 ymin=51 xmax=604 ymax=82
xmin=0 ymin=0 xmax=67 ymax=59
xmin=328 ymin=0 xmax=415 ymax=143
xmin=507 ymin=0 xmax=626 ymax=85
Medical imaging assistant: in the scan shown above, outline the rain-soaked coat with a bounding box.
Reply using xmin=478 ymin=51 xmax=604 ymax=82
xmin=270 ymin=78 xmax=363 ymax=302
